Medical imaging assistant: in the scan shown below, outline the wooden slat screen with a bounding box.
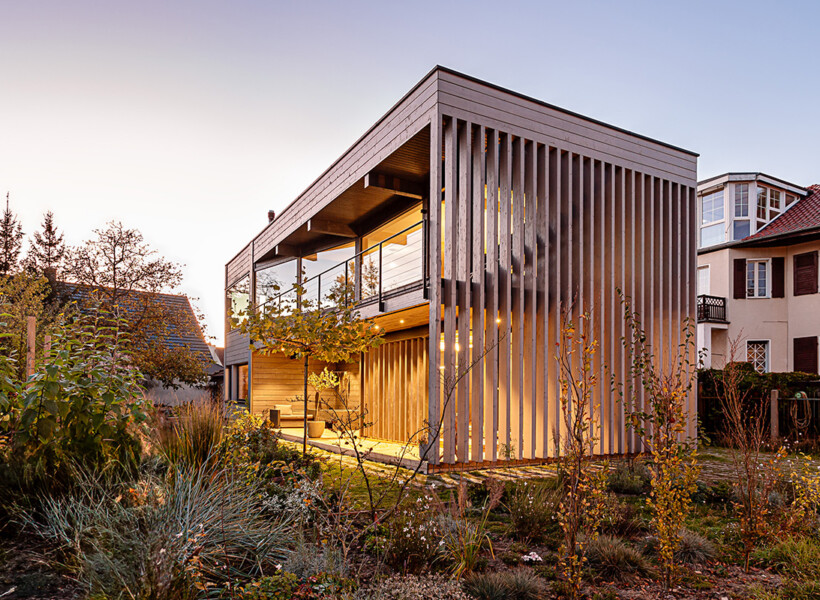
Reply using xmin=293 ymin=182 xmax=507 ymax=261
xmin=794 ymin=251 xmax=818 ymax=297
xmin=428 ymin=115 xmax=696 ymax=465
xmin=362 ymin=333 xmax=429 ymax=442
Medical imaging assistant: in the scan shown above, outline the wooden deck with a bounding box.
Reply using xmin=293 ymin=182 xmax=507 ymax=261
xmin=276 ymin=427 xmax=429 ymax=473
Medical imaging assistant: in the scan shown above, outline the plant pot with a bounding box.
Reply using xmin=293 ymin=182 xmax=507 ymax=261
xmin=307 ymin=420 xmax=325 ymax=439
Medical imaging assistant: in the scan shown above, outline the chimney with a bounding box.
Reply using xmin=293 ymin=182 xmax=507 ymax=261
xmin=268 ymin=210 xmax=276 ymax=223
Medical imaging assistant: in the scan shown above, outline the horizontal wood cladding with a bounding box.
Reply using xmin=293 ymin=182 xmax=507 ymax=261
xmin=428 ymin=115 xmax=696 ymax=466
xmin=224 ymin=330 xmax=250 ymax=366
xmin=227 ymin=245 xmax=252 ymax=289
xmin=250 ymin=352 xmax=361 ymax=418
xmin=362 ymin=332 xmax=428 ymax=443
xmin=436 ymin=72 xmax=696 ymax=184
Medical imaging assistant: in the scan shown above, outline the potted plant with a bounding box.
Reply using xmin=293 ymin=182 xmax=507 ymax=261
xmin=307 ymin=391 xmax=325 ymax=438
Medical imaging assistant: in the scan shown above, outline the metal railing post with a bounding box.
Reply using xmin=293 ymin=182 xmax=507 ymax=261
xmin=378 ymin=242 xmax=384 ymax=312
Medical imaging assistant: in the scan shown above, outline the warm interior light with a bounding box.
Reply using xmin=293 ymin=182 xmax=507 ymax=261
xmin=400 ymin=319 xmax=405 ymax=324
xmin=496 ymin=317 xmax=502 ymax=324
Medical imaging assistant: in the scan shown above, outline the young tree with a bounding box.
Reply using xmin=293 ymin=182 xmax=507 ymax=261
xmin=0 ymin=193 xmax=24 ymax=276
xmin=64 ymin=221 xmax=205 ymax=388
xmin=236 ymin=281 xmax=384 ymax=455
xmin=555 ymin=308 xmax=609 ymax=598
xmin=719 ymin=335 xmax=785 ymax=571
xmin=619 ymin=293 xmax=700 ymax=589
xmin=26 ymin=211 xmax=66 ymax=274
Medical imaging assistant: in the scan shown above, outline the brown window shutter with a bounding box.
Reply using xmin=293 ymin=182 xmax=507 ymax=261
xmin=794 ymin=251 xmax=819 ymax=296
xmin=733 ymin=258 xmax=747 ymax=299
xmin=794 ymin=336 xmax=818 ymax=374
xmin=772 ymin=257 xmax=785 ymax=298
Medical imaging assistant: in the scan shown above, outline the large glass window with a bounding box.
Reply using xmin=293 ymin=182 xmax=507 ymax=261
xmin=734 ymin=183 xmax=749 ymax=217
xmin=733 ymin=220 xmax=751 ymax=240
xmin=256 ymin=259 xmax=297 ymax=308
xmin=700 ymin=223 xmax=724 ymax=248
xmin=746 ymin=260 xmax=769 ymax=298
xmin=361 ymin=204 xmax=424 ymax=298
xmin=701 ymin=190 xmax=724 ymax=224
xmin=227 ymin=275 xmax=250 ymax=327
xmin=301 ymin=241 xmax=356 ymax=308
xmin=757 ymin=186 xmax=768 ymax=223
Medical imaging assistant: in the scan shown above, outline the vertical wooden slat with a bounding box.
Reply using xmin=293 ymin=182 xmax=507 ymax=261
xmin=427 ymin=113 xmax=443 ymax=465
xmin=535 ymin=144 xmax=548 ymax=458
xmin=594 ymin=160 xmax=605 ymax=455
xmin=524 ymin=141 xmax=537 ymax=459
xmin=443 ymin=116 xmax=458 ymax=463
xmin=623 ymin=169 xmax=635 ymax=455
xmin=550 ymin=148 xmax=563 ymax=456
xmin=471 ymin=124 xmax=486 ymax=463
xmin=511 ymin=136 xmax=524 ymax=459
xmin=457 ymin=120 xmax=471 ymax=462
xmin=498 ymin=132 xmax=512 ymax=456
xmin=604 ymin=162 xmax=615 ymax=455
xmin=485 ymin=129 xmax=499 ymax=462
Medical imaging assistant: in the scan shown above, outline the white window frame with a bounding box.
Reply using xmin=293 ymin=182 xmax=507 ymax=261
xmin=701 ymin=189 xmax=725 ymax=225
xmin=746 ymin=340 xmax=770 ymax=374
xmin=697 ymin=265 xmax=710 ymax=296
xmin=734 ymin=183 xmax=749 ymax=218
xmin=746 ymin=259 xmax=770 ymax=298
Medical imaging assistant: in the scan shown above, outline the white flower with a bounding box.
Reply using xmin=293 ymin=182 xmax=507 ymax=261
xmin=522 ymin=551 xmax=543 ymax=563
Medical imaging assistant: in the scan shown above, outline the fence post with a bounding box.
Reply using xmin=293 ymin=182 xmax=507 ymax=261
xmin=26 ymin=316 xmax=36 ymax=380
xmin=770 ymin=389 xmax=780 ymax=440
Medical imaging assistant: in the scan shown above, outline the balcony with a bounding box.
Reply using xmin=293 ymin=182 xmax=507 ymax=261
xmin=697 ymin=295 xmax=728 ymax=323
xmin=260 ymin=220 xmax=425 ymax=315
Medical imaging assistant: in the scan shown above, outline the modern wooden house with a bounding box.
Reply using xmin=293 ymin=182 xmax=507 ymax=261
xmin=224 ymin=66 xmax=698 ymax=467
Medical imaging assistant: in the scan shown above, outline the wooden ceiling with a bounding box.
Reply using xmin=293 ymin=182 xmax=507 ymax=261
xmin=275 ymin=126 xmax=430 ymax=253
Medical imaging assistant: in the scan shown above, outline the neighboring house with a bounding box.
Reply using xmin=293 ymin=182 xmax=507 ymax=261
xmin=61 ymin=283 xmax=219 ymax=404
xmin=224 ymin=66 xmax=698 ymax=467
xmin=696 ymin=173 xmax=820 ymax=373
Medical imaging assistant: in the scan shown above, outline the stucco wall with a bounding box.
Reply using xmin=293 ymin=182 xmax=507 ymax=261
xmin=698 ymin=239 xmax=820 ymax=372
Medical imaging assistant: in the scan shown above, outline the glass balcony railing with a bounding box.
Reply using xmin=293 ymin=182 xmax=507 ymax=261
xmin=258 ymin=220 xmax=424 ymax=315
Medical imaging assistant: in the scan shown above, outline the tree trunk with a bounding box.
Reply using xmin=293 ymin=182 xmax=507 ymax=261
xmin=303 ymin=354 xmax=309 ymax=456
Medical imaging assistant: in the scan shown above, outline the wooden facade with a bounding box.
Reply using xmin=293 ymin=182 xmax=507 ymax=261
xmin=224 ymin=66 xmax=698 ymax=467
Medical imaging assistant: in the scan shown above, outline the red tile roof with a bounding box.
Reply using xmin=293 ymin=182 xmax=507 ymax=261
xmin=743 ymin=184 xmax=820 ymax=242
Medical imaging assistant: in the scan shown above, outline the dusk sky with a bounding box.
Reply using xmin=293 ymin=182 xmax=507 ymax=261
xmin=2 ymin=1 xmax=819 ymax=346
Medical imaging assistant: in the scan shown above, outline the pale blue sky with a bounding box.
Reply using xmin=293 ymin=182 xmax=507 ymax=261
xmin=2 ymin=1 xmax=818 ymax=344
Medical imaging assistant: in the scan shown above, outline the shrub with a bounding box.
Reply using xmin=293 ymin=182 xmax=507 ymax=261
xmin=463 ymin=569 xmax=546 ymax=600
xmin=643 ymin=528 xmax=715 ymax=565
xmin=237 ymin=572 xmax=355 ymax=600
xmin=26 ymin=464 xmax=293 ymax=599
xmin=284 ymin=537 xmax=347 ymax=578
xmin=439 ymin=513 xmax=494 ymax=578
xmin=675 ymin=529 xmax=716 ymax=565
xmin=154 ymin=398 xmax=225 ymax=469
xmin=0 ymin=308 xmax=148 ymax=507
xmin=384 ymin=496 xmax=444 ymax=573
xmin=505 ymin=481 xmax=560 ymax=542
xmin=752 ymin=536 xmax=820 ymax=580
xmin=356 ymin=574 xmax=468 ymax=600
xmin=598 ymin=500 xmax=646 ymax=540
xmin=607 ymin=461 xmax=650 ymax=495
xmin=585 ymin=535 xmax=651 ymax=581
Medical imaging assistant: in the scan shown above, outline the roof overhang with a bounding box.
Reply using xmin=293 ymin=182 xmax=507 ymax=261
xmin=697 ymin=172 xmax=808 ymax=196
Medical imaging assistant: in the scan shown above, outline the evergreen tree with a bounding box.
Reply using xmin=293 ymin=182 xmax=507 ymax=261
xmin=26 ymin=210 xmax=66 ymax=274
xmin=0 ymin=193 xmax=24 ymax=276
